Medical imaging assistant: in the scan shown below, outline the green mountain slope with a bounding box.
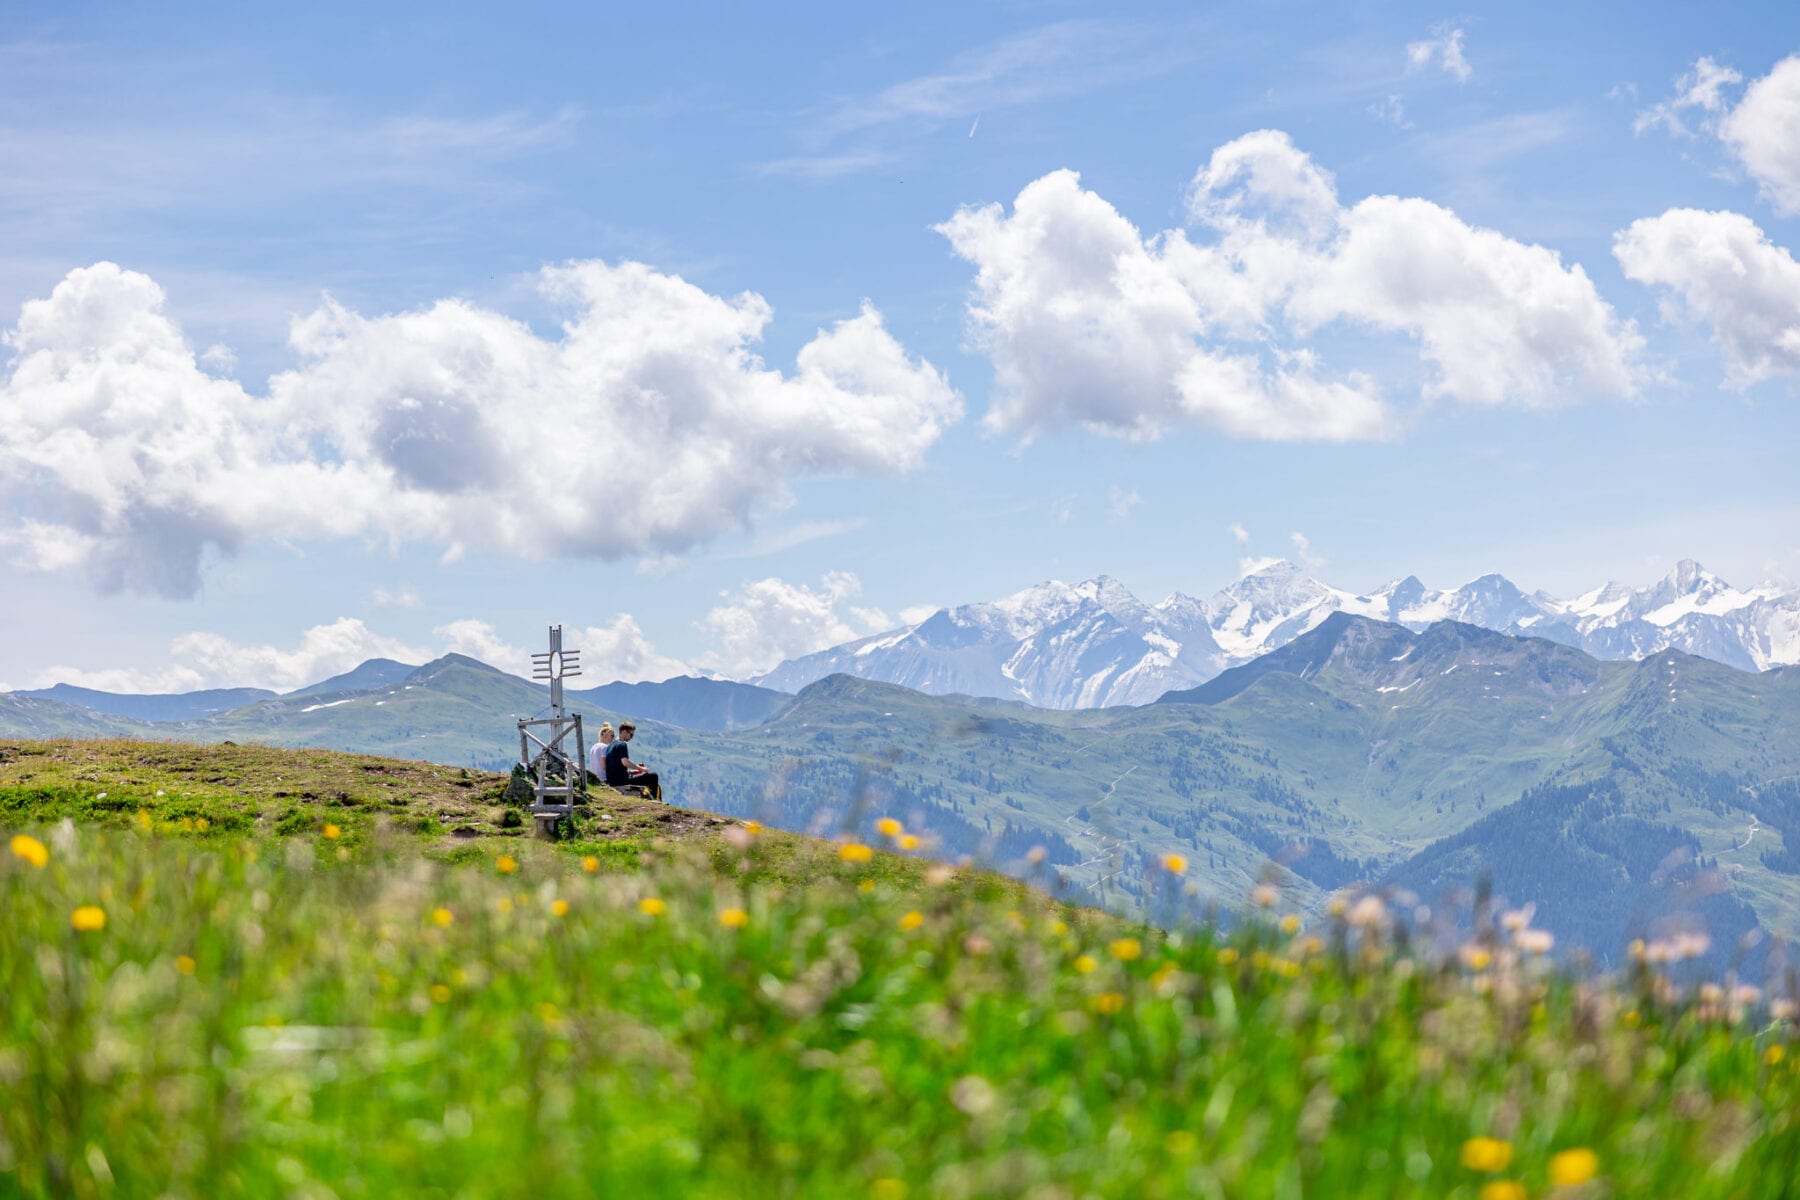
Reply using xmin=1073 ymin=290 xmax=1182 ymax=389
xmin=568 ymin=675 xmax=792 ymax=731
xmin=0 ymin=694 xmax=154 ymax=739
xmin=10 ymin=620 xmax=1800 ymax=962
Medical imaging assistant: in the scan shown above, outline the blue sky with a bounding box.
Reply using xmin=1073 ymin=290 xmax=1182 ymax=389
xmin=3 ymin=1 xmax=1799 ymax=691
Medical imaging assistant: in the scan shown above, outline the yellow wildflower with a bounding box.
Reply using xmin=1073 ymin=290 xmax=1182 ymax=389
xmin=718 ymin=907 xmax=748 ymax=929
xmin=1461 ymin=945 xmax=1493 ymax=971
xmin=876 ymin=817 xmax=903 ymax=838
xmin=1162 ymin=853 xmax=1188 ymax=874
xmin=431 ymin=907 xmax=454 ymax=927
xmin=581 ymin=855 xmax=600 ymax=873
xmin=1766 ymin=1044 xmax=1787 ymax=1066
xmin=1217 ymin=947 xmax=1239 ymax=966
xmin=323 ymin=823 xmax=341 ymax=840
xmin=496 ymin=855 xmax=518 ymax=875
xmin=1548 ymin=1148 xmax=1599 ymax=1187
xmin=1280 ymin=913 xmax=1301 ymax=934
xmin=1092 ymin=992 xmax=1126 ymax=1014
xmin=430 ymin=984 xmax=452 ymax=1004
xmin=71 ymin=905 xmax=107 ymax=932
xmin=497 ymin=897 xmax=514 ymax=915
xmin=858 ymin=879 xmax=876 ymax=893
xmin=638 ymin=897 xmax=666 ymax=916
xmin=899 ymin=834 xmax=920 ymax=851
xmin=743 ymin=820 xmax=763 ymax=836
xmin=839 ymin=842 xmax=874 ymax=863
xmin=1110 ymin=937 xmax=1142 ymax=962
xmin=871 ymin=1179 xmax=907 ymax=1200
xmin=551 ymin=899 xmax=570 ymax=918
xmin=1479 ymin=1183 xmax=1527 ymax=1200
xmin=1461 ymin=1137 xmax=1514 ymax=1172
xmin=9 ymin=834 xmax=48 ymax=869
xmin=899 ymin=910 xmax=925 ymax=931
xmin=1074 ymin=954 xmax=1097 ymax=974
xmin=175 ymin=955 xmax=197 ymax=976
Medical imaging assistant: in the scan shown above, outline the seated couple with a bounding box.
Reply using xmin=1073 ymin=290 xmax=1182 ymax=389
xmin=587 ymin=720 xmax=662 ymax=802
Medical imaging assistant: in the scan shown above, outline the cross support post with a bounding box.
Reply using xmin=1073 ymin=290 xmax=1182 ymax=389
xmin=518 ymin=625 xmax=586 ymax=838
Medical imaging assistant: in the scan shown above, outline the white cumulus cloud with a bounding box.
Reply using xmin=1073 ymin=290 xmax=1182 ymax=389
xmin=432 ymin=619 xmax=528 ymax=673
xmin=170 ymin=619 xmax=433 ymax=692
xmin=22 ymin=662 xmax=211 ymax=695
xmin=574 ymin=614 xmax=696 ymax=684
xmin=936 ymin=131 xmax=1640 ymax=442
xmin=0 ymin=261 xmax=962 ymax=597
xmin=1615 ymin=207 xmax=1800 ymax=386
xmin=1638 ymin=54 xmax=1800 ymax=217
xmin=1720 ymin=55 xmax=1800 ymax=216
xmin=22 ymin=613 xmax=704 ymax=693
xmin=696 ymin=571 xmax=894 ymax=678
xmin=28 ymin=618 xmax=436 ymax=693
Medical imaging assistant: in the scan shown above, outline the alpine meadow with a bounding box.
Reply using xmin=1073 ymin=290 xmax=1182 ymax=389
xmin=5 ymin=2 xmax=1800 ymax=1197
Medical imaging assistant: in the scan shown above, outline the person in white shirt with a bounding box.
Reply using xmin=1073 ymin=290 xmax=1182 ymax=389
xmin=586 ymin=722 xmax=615 ymax=784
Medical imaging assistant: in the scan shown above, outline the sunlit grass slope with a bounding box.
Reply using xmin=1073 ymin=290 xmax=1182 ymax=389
xmin=0 ymin=738 xmax=988 ymax=890
xmin=4 ymin=742 xmax=1799 ymax=1198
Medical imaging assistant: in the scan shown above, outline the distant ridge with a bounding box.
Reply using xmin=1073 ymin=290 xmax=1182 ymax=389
xmin=568 ymin=676 xmax=790 ymax=732
xmin=289 ymin=658 xmax=419 ymax=699
xmin=15 ymin=683 xmax=277 ymax=722
xmin=1157 ymin=611 xmax=1368 ymax=705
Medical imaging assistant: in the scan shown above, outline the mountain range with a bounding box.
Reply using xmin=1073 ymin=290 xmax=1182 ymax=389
xmin=6 ymin=612 xmax=1799 ymax=971
xmin=756 ymin=558 xmax=1800 ymax=708
xmin=17 ymin=559 xmax=1790 ymax=722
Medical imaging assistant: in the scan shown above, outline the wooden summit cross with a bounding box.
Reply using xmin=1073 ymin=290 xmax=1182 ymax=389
xmin=518 ymin=625 xmax=585 ymax=836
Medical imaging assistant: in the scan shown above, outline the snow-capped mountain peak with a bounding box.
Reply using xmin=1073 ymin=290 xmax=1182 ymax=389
xmin=1201 ymin=560 xmax=1374 ymax=660
xmin=756 ymin=573 xmax=1227 ymax=708
xmin=754 ymin=559 xmax=1800 ymax=707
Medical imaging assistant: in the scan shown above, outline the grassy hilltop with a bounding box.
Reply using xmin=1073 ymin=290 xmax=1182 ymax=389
xmin=9 ymin=616 xmax=1799 ymax=969
xmin=4 ymin=738 xmax=1800 ymax=1198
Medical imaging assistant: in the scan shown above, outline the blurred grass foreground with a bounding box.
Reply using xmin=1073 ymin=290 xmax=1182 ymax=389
xmin=3 ymin=760 xmax=1799 ymax=1197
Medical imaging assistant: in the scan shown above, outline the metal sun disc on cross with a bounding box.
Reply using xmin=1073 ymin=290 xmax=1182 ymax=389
xmin=530 ymin=626 xmax=582 ymax=712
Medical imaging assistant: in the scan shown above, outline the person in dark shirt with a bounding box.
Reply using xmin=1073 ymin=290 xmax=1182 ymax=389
xmin=603 ymin=721 xmax=661 ymax=801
